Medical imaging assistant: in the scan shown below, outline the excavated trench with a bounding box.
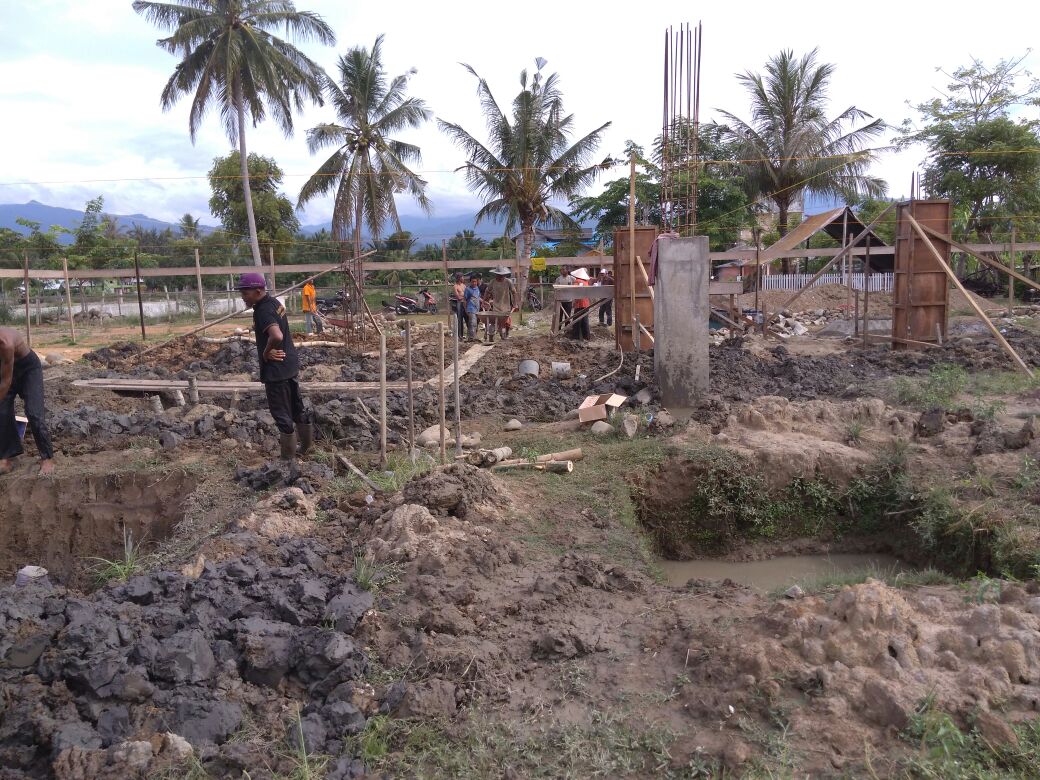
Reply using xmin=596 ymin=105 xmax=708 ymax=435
xmin=635 ymin=452 xmax=955 ymax=588
xmin=0 ymin=470 xmax=198 ymax=589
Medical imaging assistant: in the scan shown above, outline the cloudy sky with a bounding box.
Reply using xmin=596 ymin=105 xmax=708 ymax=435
xmin=1 ymin=0 xmax=1036 ymax=237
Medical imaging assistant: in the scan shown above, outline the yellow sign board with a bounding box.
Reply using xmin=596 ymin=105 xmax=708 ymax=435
xmin=531 ymin=257 xmax=546 ymax=272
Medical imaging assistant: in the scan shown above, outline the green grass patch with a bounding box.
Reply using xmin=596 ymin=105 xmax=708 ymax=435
xmin=350 ymin=710 xmax=701 ymax=779
xmin=767 ymin=564 xmax=953 ymax=599
xmin=901 ymin=698 xmax=1040 ymax=778
xmin=893 ymin=364 xmax=969 ymax=410
xmin=85 ymin=526 xmax=148 ymax=585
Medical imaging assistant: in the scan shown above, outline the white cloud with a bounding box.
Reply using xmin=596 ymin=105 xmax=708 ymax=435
xmin=0 ymin=0 xmax=1036 ymax=236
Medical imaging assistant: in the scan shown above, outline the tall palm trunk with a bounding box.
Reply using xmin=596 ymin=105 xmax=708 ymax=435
xmin=776 ymin=200 xmax=791 ymax=275
xmin=234 ymin=79 xmax=264 ymax=274
xmin=516 ymin=223 xmax=535 ymax=319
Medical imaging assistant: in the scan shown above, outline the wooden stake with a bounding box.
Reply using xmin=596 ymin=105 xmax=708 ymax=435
xmin=862 ymin=241 xmax=871 ymax=348
xmin=62 ymin=257 xmax=75 ymax=344
xmin=164 ymin=285 xmax=173 ymax=327
xmin=405 ymin=320 xmax=415 ymax=462
xmin=379 ymin=329 xmax=387 ymax=467
xmin=628 ymin=151 xmax=637 ymax=351
xmin=194 ymin=247 xmax=207 ymax=325
xmin=918 ymin=223 xmax=1040 ymax=297
xmin=336 ymin=454 xmax=380 ymax=493
xmin=268 ymin=245 xmax=276 ymax=292
xmin=754 ymin=245 xmax=761 ymax=330
xmin=133 ymin=250 xmax=147 ymax=342
xmin=442 ymin=239 xmax=449 ymax=315
xmin=906 ymin=214 xmax=1032 ymax=376
xmin=843 ymin=208 xmax=851 ymax=319
xmin=134 ymin=256 xmax=374 ymax=360
xmin=438 ymin=322 xmax=446 ymax=465
xmin=1010 ymin=225 xmax=1016 ymax=316
xmin=22 ymin=253 xmax=30 ymax=347
xmin=453 ymin=312 xmax=462 ymax=457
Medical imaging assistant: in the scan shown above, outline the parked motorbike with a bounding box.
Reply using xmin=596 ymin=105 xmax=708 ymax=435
xmin=316 ymin=291 xmax=347 ymax=316
xmin=526 ymin=287 xmax=543 ymax=311
xmin=382 ymin=287 xmax=438 ymax=315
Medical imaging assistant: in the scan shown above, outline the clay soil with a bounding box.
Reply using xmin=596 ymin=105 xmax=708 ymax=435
xmin=2 ymin=309 xmax=1040 ymax=778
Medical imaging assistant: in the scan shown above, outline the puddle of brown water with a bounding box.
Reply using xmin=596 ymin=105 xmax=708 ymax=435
xmin=660 ymin=553 xmax=909 ymax=591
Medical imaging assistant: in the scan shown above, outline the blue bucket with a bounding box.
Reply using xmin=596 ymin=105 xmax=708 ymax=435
xmin=15 ymin=415 xmax=27 ymax=441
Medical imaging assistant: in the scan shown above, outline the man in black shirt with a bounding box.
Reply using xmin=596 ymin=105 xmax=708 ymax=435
xmin=237 ymin=273 xmax=313 ymax=460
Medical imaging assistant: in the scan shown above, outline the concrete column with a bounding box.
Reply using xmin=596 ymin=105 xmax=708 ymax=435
xmin=654 ymin=236 xmax=709 ymax=412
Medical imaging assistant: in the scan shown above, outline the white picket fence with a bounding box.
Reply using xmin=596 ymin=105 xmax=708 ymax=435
xmin=758 ymin=272 xmax=894 ymax=292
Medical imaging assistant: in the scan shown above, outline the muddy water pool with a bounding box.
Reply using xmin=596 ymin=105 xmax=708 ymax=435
xmin=660 ymin=553 xmax=909 ymax=591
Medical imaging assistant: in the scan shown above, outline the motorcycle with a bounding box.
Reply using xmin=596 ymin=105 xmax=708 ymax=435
xmin=316 ymin=291 xmax=348 ymax=316
xmin=526 ymin=287 xmax=543 ymax=311
xmin=383 ymin=287 xmax=438 ymax=315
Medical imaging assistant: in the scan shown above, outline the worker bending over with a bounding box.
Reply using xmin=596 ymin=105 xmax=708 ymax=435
xmin=0 ymin=327 xmax=54 ymax=475
xmin=237 ymin=273 xmax=313 ymax=461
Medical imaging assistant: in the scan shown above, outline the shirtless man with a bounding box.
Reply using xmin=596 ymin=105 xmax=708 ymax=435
xmin=0 ymin=327 xmax=54 ymax=475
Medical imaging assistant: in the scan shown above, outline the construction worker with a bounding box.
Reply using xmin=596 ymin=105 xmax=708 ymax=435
xmin=237 ymin=273 xmax=313 ymax=460
xmin=486 ymin=267 xmax=517 ymax=342
xmin=301 ymin=279 xmax=320 ymax=335
xmin=568 ymin=268 xmax=592 ymax=341
xmin=0 ymin=327 xmax=54 ymax=475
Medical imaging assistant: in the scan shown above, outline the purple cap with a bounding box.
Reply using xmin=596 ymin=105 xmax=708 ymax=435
xmin=236 ymin=272 xmax=266 ymax=290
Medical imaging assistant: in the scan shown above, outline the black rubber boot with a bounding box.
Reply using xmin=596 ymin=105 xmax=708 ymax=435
xmin=297 ymin=422 xmax=314 ymax=457
xmin=279 ymin=432 xmax=298 ymax=461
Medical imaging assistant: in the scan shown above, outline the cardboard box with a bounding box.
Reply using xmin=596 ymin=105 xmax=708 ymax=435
xmin=576 ymin=393 xmax=627 ymax=424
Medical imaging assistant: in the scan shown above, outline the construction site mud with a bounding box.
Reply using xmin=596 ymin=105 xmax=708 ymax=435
xmin=4 ymin=313 xmax=1040 ymax=779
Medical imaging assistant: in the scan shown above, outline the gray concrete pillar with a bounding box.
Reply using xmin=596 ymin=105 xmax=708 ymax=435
xmin=654 ymin=236 xmax=709 ymax=412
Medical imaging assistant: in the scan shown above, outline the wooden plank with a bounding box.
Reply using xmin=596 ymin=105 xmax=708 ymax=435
xmin=905 ymin=214 xmax=1032 ymax=376
xmin=424 ymin=342 xmax=494 ymax=388
xmin=918 ymin=223 xmax=1040 ymax=296
xmin=708 ymin=281 xmax=744 ymax=296
xmin=72 ymin=378 xmax=416 ymax=394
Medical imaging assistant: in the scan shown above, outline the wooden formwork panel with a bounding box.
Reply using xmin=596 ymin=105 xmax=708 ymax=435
xmin=893 ymin=200 xmax=951 ymax=349
xmin=614 ymin=226 xmax=659 ymax=351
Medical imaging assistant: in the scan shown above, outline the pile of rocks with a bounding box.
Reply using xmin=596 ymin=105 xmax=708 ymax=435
xmin=0 ymin=533 xmax=376 ymax=779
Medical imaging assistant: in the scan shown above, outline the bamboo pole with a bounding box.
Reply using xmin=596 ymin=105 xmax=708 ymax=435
xmin=780 ymin=203 xmax=897 ymax=310
xmin=22 ymin=253 xmax=31 ymax=347
xmin=754 ymin=245 xmax=761 ymax=331
xmin=628 ymin=151 xmax=637 ymax=351
xmin=635 ymin=256 xmax=655 ymax=301
xmin=905 ymin=214 xmax=1032 ymax=376
xmin=405 ymin=320 xmax=415 ymax=463
xmin=438 ymin=321 xmax=446 ymax=465
xmin=268 ymin=246 xmax=276 ymax=292
xmin=133 ymin=250 xmax=147 ymax=342
xmin=379 ymin=329 xmax=387 ymax=467
xmin=62 ymin=257 xmax=76 ymax=344
xmin=194 ymin=247 xmax=207 ymax=325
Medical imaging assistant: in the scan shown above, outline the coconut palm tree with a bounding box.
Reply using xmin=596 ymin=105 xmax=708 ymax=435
xmin=438 ymin=59 xmax=613 ymax=301
xmin=716 ymin=49 xmax=886 ymax=272
xmin=132 ymin=0 xmax=335 ymax=269
xmin=298 ymin=35 xmax=431 ymax=258
xmin=178 ymin=213 xmax=201 ymax=239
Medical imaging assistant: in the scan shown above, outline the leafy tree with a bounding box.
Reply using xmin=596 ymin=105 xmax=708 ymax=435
xmin=133 ymin=0 xmax=334 ymax=268
xmin=716 ymin=48 xmax=886 ymax=271
xmin=298 ymin=34 xmax=431 ymax=255
xmin=570 ymin=142 xmax=660 ymax=242
xmin=897 ymin=55 xmax=1040 ymax=249
xmin=438 ymin=58 xmax=613 ymax=300
xmin=208 ymin=152 xmax=300 ymax=255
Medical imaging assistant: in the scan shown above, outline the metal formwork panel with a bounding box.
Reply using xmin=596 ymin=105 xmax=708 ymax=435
xmin=614 ymin=226 xmax=659 ymax=351
xmin=892 ymin=200 xmax=951 ymax=349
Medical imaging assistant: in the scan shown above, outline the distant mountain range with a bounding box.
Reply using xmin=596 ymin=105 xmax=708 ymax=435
xmin=1 ymin=195 xmax=845 ymax=248
xmin=0 ymin=200 xmax=506 ymax=247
